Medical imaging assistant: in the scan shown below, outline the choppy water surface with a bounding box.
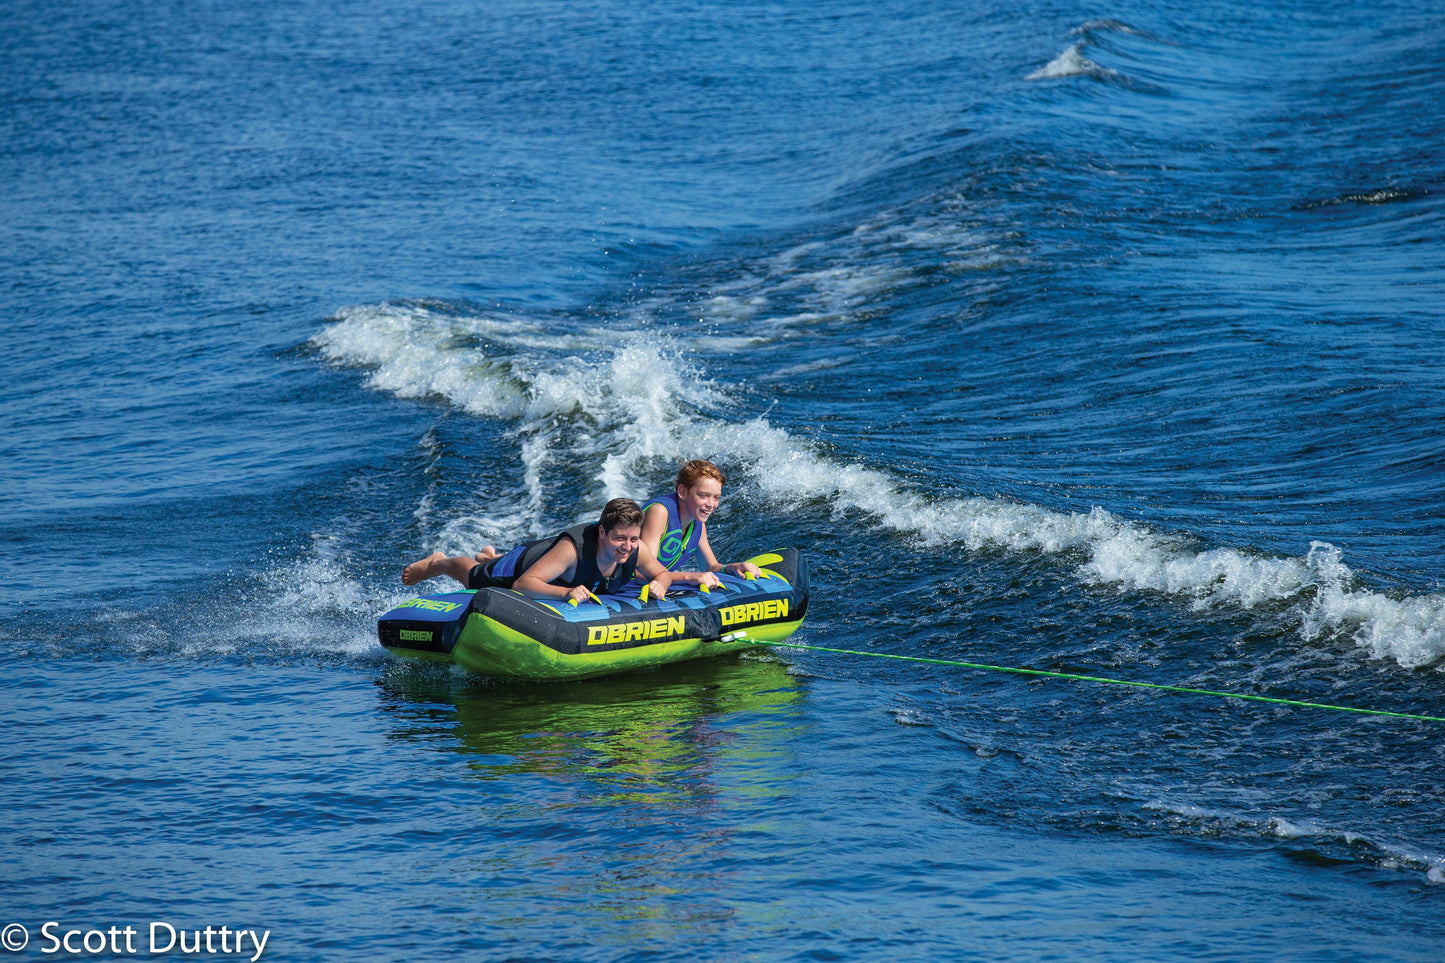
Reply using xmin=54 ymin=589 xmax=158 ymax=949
xmin=4 ymin=0 xmax=1444 ymax=959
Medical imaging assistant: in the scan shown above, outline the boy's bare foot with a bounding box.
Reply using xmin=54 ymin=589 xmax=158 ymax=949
xmin=402 ymin=551 xmax=446 ymax=586
xmin=473 ymin=545 xmax=500 ymax=563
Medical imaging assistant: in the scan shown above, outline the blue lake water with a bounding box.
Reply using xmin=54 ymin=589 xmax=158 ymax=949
xmin=4 ymin=0 xmax=1445 ymax=959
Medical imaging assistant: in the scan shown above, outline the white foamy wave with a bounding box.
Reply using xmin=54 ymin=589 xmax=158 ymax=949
xmin=1027 ymin=44 xmax=1119 ymax=81
xmin=317 ymin=299 xmax=1445 ymax=668
xmin=686 ymin=417 xmax=1445 ymax=666
xmin=1307 ymin=568 xmax=1445 ymax=669
xmin=317 ymin=304 xmax=723 ymax=432
xmin=313 ymin=303 xmax=531 ymax=417
xmin=315 ymin=302 xmax=730 ymax=517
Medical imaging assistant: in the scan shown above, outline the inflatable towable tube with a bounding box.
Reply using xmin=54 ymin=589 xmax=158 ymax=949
xmin=378 ymin=550 xmax=808 ymax=681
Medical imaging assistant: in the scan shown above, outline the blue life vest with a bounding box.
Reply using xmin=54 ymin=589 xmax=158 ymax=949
xmin=642 ymin=492 xmax=702 ymax=572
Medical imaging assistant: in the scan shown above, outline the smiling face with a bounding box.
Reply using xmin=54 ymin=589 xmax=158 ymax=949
xmin=677 ymin=477 xmax=722 ymax=524
xmin=599 ymin=523 xmax=642 ymax=566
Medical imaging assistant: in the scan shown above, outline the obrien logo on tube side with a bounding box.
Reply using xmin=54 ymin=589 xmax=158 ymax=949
xmin=719 ymin=598 xmax=789 ymax=627
xmin=587 ymin=615 xmax=687 ymax=647
xmin=396 ymin=598 xmax=462 ymax=613
xmin=398 ymin=629 xmax=434 ymax=643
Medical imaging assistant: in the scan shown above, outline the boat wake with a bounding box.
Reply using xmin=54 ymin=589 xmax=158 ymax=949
xmin=313 ymin=300 xmax=1445 ymax=670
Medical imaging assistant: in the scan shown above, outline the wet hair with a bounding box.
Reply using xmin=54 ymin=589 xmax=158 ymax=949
xmin=599 ymin=497 xmax=644 ymax=532
xmin=675 ymin=459 xmax=726 ymax=491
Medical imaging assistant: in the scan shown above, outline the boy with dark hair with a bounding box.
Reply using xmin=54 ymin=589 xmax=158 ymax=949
xmin=401 ymin=498 xmax=670 ymax=603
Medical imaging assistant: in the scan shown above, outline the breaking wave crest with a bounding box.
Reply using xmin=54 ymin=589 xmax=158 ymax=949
xmin=1026 ymin=44 xmax=1120 ymax=82
xmin=1028 ymin=20 xmax=1171 ymax=85
xmin=312 ymin=302 xmax=1445 ymax=669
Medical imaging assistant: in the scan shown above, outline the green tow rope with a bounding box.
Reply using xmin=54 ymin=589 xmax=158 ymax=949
xmin=766 ymin=640 xmax=1445 ymax=724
